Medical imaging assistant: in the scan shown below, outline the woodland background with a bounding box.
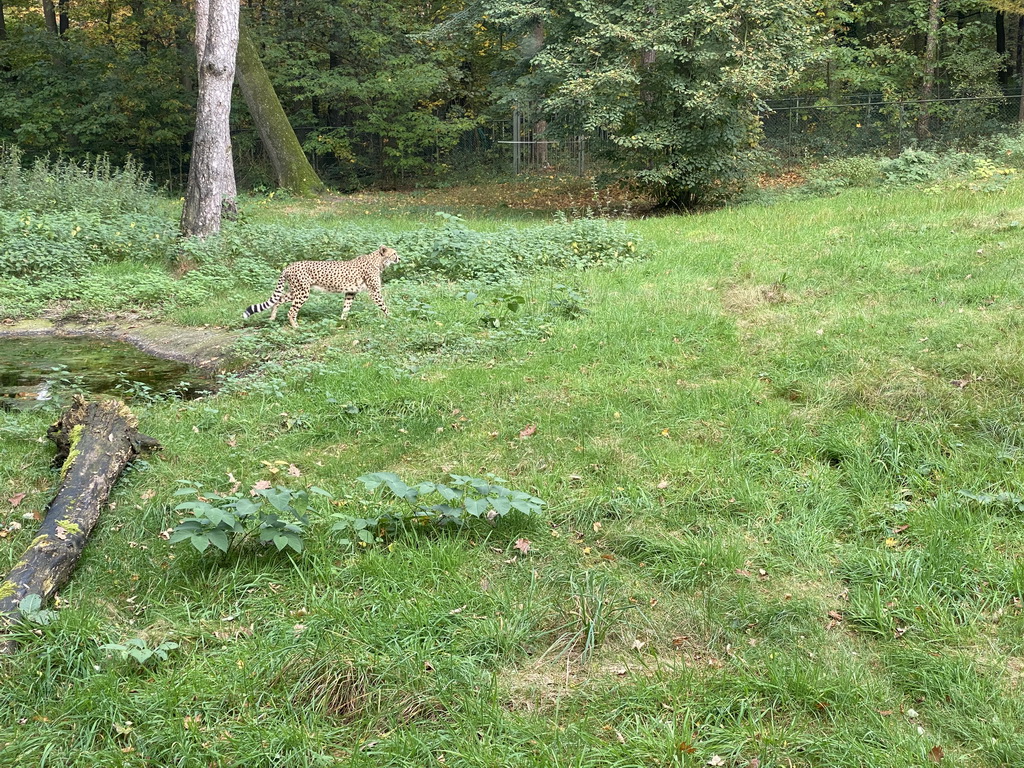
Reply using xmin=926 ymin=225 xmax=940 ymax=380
xmin=3 ymin=1 xmax=1024 ymax=204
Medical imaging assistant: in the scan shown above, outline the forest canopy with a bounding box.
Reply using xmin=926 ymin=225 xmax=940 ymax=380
xmin=1 ymin=0 xmax=1021 ymax=205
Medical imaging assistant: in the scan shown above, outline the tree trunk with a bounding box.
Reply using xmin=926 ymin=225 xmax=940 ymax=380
xmin=41 ymin=0 xmax=58 ymax=35
xmin=0 ymin=397 xmax=160 ymax=654
xmin=997 ymin=12 xmax=1009 ymax=87
xmin=57 ymin=0 xmax=68 ymax=35
xmin=0 ymin=0 xmax=7 ymax=41
xmin=236 ymin=19 xmax=324 ymax=195
xmin=181 ymin=0 xmax=239 ymax=238
xmin=916 ymin=0 xmax=941 ymax=141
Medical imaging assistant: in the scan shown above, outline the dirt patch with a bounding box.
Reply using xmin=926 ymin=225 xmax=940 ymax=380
xmin=0 ymin=319 xmax=240 ymax=371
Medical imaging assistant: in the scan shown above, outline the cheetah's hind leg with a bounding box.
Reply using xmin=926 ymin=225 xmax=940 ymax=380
xmin=269 ymin=293 xmax=292 ymax=321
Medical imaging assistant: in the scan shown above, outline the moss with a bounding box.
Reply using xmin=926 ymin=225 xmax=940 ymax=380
xmin=60 ymin=423 xmax=85 ymax=478
xmin=0 ymin=581 xmax=16 ymax=601
xmin=56 ymin=519 xmax=81 ymax=535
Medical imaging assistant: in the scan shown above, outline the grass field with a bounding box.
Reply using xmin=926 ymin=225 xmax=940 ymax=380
xmin=2 ymin=179 xmax=1024 ymax=767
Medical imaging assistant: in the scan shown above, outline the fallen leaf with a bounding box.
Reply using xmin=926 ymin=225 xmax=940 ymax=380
xmin=927 ymin=745 xmax=944 ymax=763
xmin=677 ymin=742 xmax=696 ymax=754
xmin=513 ymin=538 xmax=531 ymax=554
xmin=707 ymin=756 xmax=725 ymax=767
xmin=287 ymin=464 xmax=302 ymax=477
xmin=140 ymin=489 xmax=156 ymax=501
xmin=250 ymin=480 xmax=273 ymax=495
xmin=632 ymin=639 xmax=646 ymax=651
xmin=893 ymin=524 xmax=909 ymax=534
xmin=8 ymin=493 xmax=26 ymax=507
xmin=657 ymin=480 xmax=670 ymax=489
xmin=518 ymin=425 xmax=537 ymax=439
xmin=747 ymin=759 xmax=760 ymax=768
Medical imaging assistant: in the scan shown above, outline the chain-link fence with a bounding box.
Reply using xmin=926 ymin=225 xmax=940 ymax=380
xmin=761 ymin=92 xmax=1024 ymax=158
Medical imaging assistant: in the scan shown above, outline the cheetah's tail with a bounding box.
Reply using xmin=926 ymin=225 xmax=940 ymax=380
xmin=243 ymin=299 xmax=275 ymax=319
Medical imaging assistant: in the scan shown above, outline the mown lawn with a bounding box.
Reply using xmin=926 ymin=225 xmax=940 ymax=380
xmin=2 ymin=180 xmax=1024 ymax=767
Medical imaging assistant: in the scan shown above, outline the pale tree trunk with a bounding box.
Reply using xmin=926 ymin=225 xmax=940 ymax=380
xmin=917 ymin=0 xmax=941 ymax=141
xmin=236 ymin=18 xmax=323 ymax=195
xmin=181 ymin=0 xmax=239 ymax=238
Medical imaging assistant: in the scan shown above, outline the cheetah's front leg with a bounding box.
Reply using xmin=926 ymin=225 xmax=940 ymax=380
xmin=368 ymin=287 xmax=389 ymax=317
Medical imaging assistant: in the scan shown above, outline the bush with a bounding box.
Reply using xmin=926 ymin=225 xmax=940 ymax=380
xmin=804 ymin=156 xmax=883 ymax=192
xmin=879 ymin=149 xmax=982 ymax=186
xmin=0 ymin=146 xmax=160 ymax=216
xmin=0 ymin=209 xmax=177 ymax=280
xmin=175 ymin=213 xmax=644 ymax=285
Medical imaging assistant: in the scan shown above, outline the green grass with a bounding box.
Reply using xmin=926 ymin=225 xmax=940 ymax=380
xmin=2 ymin=180 xmax=1024 ymax=767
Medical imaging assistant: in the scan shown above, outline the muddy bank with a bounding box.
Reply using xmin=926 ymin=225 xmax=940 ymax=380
xmin=0 ymin=319 xmax=240 ymax=371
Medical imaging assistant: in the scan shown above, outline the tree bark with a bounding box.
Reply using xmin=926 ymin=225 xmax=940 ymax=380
xmin=41 ymin=0 xmax=58 ymax=36
xmin=0 ymin=397 xmax=160 ymax=654
xmin=0 ymin=0 xmax=7 ymax=41
xmin=181 ymin=0 xmax=239 ymax=238
xmin=57 ymin=0 xmax=68 ymax=36
xmin=236 ymin=19 xmax=324 ymax=195
xmin=916 ymin=0 xmax=941 ymax=141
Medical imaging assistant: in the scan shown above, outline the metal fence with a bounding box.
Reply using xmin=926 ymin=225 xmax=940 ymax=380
xmin=761 ymin=92 xmax=1024 ymax=157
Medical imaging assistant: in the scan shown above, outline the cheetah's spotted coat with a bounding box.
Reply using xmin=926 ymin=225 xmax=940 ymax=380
xmin=243 ymin=246 xmax=401 ymax=327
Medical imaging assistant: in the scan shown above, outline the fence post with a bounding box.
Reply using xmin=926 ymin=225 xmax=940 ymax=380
xmin=512 ymin=107 xmax=521 ymax=175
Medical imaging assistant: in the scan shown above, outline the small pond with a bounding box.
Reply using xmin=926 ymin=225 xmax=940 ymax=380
xmin=0 ymin=336 xmax=218 ymax=409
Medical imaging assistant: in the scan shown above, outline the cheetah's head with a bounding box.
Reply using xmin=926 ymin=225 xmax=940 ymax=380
xmin=377 ymin=246 xmax=400 ymax=267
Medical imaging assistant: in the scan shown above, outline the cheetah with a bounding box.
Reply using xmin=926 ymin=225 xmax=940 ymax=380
xmin=243 ymin=246 xmax=401 ymax=328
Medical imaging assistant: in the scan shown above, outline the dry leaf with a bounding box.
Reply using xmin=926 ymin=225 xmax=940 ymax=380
xmin=287 ymin=464 xmax=302 ymax=477
xmin=677 ymin=742 xmax=696 ymax=754
xmin=707 ymin=756 xmax=725 ymax=767
xmin=518 ymin=425 xmax=537 ymax=439
xmin=8 ymin=493 xmax=26 ymax=507
xmin=250 ymin=480 xmax=273 ymax=495
xmin=927 ymin=746 xmax=944 ymax=764
xmin=657 ymin=480 xmax=670 ymax=489
xmin=513 ymin=538 xmax=531 ymax=554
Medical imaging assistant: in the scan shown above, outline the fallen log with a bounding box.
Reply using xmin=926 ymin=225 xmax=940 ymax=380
xmin=0 ymin=395 xmax=160 ymax=653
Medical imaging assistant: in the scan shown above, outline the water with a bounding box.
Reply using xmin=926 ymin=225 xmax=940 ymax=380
xmin=0 ymin=336 xmax=217 ymax=409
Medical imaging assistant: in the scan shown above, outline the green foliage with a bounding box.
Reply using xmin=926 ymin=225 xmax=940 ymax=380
xmin=0 ymin=209 xmax=175 ymax=280
xmin=496 ymin=0 xmax=821 ymax=207
xmin=0 ymin=29 xmax=193 ymax=175
xmin=332 ymin=472 xmax=545 ymax=549
xmin=169 ymin=482 xmax=331 ymax=556
xmin=99 ymin=638 xmax=179 ymax=666
xmin=16 ymin=594 xmax=54 ymax=626
xmin=176 ymin=212 xmax=644 ymax=284
xmin=804 ymin=155 xmax=883 ymax=194
xmin=0 ymin=147 xmax=159 ymax=216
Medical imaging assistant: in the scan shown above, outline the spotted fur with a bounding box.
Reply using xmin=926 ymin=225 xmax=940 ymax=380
xmin=243 ymin=246 xmax=400 ymax=327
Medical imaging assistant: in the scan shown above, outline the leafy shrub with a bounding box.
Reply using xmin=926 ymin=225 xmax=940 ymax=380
xmin=0 ymin=209 xmax=176 ymax=279
xmin=804 ymin=156 xmax=882 ymax=192
xmin=0 ymin=146 xmax=160 ymax=216
xmin=169 ymin=482 xmax=331 ymax=555
xmin=100 ymin=638 xmax=179 ymax=666
xmin=987 ymin=128 xmax=1024 ymax=170
xmin=333 ymin=472 xmax=545 ymax=549
xmin=880 ymin=149 xmax=982 ymax=185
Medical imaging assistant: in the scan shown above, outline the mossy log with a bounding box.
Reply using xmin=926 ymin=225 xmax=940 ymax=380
xmin=0 ymin=396 xmax=160 ymax=653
